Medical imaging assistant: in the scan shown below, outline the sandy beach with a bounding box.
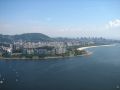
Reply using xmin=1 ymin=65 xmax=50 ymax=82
xmin=77 ymin=44 xmax=115 ymax=51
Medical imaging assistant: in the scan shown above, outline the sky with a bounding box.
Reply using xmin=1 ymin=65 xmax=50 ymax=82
xmin=0 ymin=0 xmax=120 ymax=39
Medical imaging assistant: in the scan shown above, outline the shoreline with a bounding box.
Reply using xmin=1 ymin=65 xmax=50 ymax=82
xmin=0 ymin=51 xmax=93 ymax=60
xmin=77 ymin=44 xmax=115 ymax=51
xmin=0 ymin=52 xmax=92 ymax=60
xmin=0 ymin=52 xmax=91 ymax=60
xmin=0 ymin=44 xmax=115 ymax=60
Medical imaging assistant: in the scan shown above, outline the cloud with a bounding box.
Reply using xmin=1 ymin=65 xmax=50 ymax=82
xmin=106 ymin=19 xmax=120 ymax=29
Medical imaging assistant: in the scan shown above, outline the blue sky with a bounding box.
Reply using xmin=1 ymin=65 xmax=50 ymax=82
xmin=0 ymin=0 xmax=120 ymax=39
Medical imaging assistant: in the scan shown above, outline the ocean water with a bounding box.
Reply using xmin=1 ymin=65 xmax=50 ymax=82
xmin=0 ymin=45 xmax=120 ymax=90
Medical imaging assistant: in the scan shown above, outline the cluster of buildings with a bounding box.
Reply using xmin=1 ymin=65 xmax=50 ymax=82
xmin=0 ymin=41 xmax=83 ymax=57
xmin=0 ymin=43 xmax=12 ymax=57
xmin=1 ymin=36 xmax=108 ymax=58
xmin=0 ymin=40 xmax=98 ymax=56
xmin=13 ymin=41 xmax=67 ymax=55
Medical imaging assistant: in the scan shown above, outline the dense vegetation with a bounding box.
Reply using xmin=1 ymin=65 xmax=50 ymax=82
xmin=0 ymin=33 xmax=52 ymax=43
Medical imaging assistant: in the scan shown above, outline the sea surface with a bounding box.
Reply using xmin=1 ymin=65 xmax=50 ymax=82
xmin=0 ymin=44 xmax=120 ymax=90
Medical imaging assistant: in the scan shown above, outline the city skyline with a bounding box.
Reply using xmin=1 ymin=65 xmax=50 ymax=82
xmin=0 ymin=0 xmax=120 ymax=39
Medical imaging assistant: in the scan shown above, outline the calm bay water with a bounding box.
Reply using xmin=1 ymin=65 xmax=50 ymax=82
xmin=0 ymin=45 xmax=120 ymax=90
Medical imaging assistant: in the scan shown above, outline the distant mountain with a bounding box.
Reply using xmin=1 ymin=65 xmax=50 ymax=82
xmin=0 ymin=33 xmax=120 ymax=44
xmin=0 ymin=33 xmax=52 ymax=43
xmin=13 ymin=33 xmax=52 ymax=42
xmin=0 ymin=34 xmax=13 ymax=43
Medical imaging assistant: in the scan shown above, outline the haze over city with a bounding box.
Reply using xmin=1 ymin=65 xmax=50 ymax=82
xmin=0 ymin=0 xmax=120 ymax=39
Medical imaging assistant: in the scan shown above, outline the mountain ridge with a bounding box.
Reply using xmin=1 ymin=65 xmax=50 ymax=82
xmin=0 ymin=33 xmax=52 ymax=43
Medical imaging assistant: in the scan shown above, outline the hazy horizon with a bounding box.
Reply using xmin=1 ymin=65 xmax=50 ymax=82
xmin=0 ymin=32 xmax=119 ymax=40
xmin=0 ymin=0 xmax=120 ymax=39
